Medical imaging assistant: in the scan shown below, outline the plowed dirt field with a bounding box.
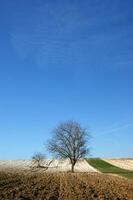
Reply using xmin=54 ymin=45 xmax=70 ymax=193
xmin=0 ymin=171 xmax=132 ymax=200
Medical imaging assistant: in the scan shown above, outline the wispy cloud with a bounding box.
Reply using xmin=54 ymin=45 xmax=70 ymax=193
xmin=10 ymin=0 xmax=133 ymax=71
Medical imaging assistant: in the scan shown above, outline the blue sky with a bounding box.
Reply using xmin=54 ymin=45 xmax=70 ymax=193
xmin=0 ymin=0 xmax=133 ymax=159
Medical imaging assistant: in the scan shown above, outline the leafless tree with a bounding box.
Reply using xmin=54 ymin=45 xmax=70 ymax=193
xmin=47 ymin=120 xmax=90 ymax=172
xmin=32 ymin=152 xmax=45 ymax=168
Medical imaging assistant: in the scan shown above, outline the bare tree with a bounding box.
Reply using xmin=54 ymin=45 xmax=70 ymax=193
xmin=32 ymin=152 xmax=45 ymax=168
xmin=48 ymin=120 xmax=90 ymax=172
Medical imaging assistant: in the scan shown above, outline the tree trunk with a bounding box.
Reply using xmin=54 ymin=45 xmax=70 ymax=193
xmin=71 ymin=163 xmax=75 ymax=173
xmin=37 ymin=161 xmax=40 ymax=168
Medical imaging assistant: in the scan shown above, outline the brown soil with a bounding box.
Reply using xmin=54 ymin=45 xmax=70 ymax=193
xmin=0 ymin=171 xmax=132 ymax=200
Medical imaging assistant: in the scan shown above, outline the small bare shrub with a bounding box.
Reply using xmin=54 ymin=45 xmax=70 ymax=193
xmin=32 ymin=152 xmax=45 ymax=168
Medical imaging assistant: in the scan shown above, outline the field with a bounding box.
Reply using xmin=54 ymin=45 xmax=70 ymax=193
xmin=0 ymin=159 xmax=97 ymax=172
xmin=86 ymin=158 xmax=133 ymax=179
xmin=0 ymin=171 xmax=133 ymax=200
xmin=103 ymin=158 xmax=133 ymax=170
xmin=0 ymin=159 xmax=132 ymax=199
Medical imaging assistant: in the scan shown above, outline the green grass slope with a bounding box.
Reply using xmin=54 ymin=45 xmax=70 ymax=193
xmin=86 ymin=158 xmax=133 ymax=179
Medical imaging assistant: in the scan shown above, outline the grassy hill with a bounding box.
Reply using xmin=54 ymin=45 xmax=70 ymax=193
xmin=86 ymin=158 xmax=133 ymax=179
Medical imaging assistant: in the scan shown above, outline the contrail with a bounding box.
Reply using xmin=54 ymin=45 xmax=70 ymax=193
xmin=95 ymin=123 xmax=133 ymax=137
